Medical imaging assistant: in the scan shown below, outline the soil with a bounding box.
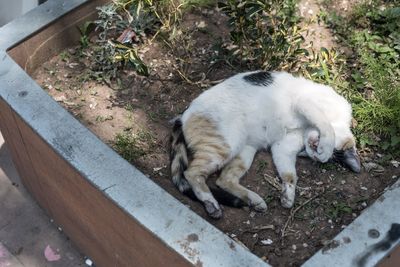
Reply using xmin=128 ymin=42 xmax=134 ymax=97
xmin=32 ymin=2 xmax=399 ymax=267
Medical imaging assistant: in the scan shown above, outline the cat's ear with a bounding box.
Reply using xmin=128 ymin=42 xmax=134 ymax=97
xmin=334 ymin=137 xmax=361 ymax=173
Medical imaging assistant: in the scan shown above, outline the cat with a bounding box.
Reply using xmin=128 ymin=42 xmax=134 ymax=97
xmin=170 ymin=71 xmax=360 ymax=219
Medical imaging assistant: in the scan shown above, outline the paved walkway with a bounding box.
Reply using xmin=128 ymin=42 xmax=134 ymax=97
xmin=0 ymin=133 xmax=85 ymax=267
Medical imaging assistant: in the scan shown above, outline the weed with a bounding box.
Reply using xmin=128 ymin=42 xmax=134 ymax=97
xmin=59 ymin=51 xmax=70 ymax=62
xmin=256 ymin=160 xmax=268 ymax=174
xmin=78 ymin=21 xmax=94 ymax=48
xmin=113 ymin=128 xmax=155 ymax=162
xmin=218 ymin=0 xmax=307 ymax=71
xmin=325 ymin=201 xmax=352 ymax=220
xmin=318 ymin=0 xmax=400 ymax=154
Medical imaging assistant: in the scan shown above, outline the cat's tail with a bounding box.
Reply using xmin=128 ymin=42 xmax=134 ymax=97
xmin=170 ymin=117 xmax=193 ymax=195
xmin=170 ymin=118 xmax=245 ymax=208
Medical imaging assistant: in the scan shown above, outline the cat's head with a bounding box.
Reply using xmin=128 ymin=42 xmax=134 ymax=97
xmin=304 ymin=127 xmax=361 ymax=173
xmin=332 ymin=135 xmax=361 ymax=173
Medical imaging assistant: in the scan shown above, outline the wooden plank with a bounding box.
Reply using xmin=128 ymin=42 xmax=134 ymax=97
xmin=12 ymin=112 xmax=192 ymax=267
xmin=0 ymin=98 xmax=51 ymax=213
xmin=7 ymin=0 xmax=108 ymax=74
xmin=378 ymin=245 xmax=400 ymax=267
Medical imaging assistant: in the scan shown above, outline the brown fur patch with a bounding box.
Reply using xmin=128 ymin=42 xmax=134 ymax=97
xmin=184 ymin=115 xmax=230 ymax=161
xmin=282 ymin=173 xmax=295 ymax=184
xmin=341 ymin=137 xmax=355 ymax=150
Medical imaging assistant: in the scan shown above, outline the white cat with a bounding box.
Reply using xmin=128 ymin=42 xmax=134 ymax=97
xmin=170 ymin=71 xmax=360 ymax=219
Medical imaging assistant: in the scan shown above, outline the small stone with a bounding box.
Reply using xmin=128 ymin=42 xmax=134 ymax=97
xmin=328 ymin=219 xmax=333 ymax=224
xmin=68 ymin=48 xmax=76 ymax=55
xmin=244 ymin=220 xmax=250 ymax=225
xmin=292 ymin=244 xmax=297 ymax=250
xmin=250 ymin=211 xmax=256 ymax=218
xmin=230 ymin=233 xmax=236 ymax=238
xmin=197 ymin=21 xmax=207 ymax=29
xmin=392 ymin=175 xmax=398 ymax=179
xmin=261 ymin=239 xmax=273 ymax=245
xmin=352 ymin=213 xmax=357 ymax=217
xmin=361 ymin=202 xmax=367 ymax=207
xmin=85 ymin=258 xmax=93 ymax=266
xmin=341 ymin=180 xmax=346 ymax=185
xmin=361 ymin=186 xmax=368 ymax=191
xmin=390 ymin=160 xmax=399 ymax=168
xmin=322 ymin=169 xmax=327 ymax=173
xmin=303 ymin=243 xmax=308 ymax=248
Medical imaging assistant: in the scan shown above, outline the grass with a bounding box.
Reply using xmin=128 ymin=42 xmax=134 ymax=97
xmin=113 ymin=129 xmax=155 ymax=162
xmin=318 ymin=0 xmax=400 ymax=155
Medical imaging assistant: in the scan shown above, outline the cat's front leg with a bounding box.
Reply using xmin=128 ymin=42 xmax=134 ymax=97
xmin=296 ymin=99 xmax=335 ymax=163
xmin=271 ymin=132 xmax=304 ymax=208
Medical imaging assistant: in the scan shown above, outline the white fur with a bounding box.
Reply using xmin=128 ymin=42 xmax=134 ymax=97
xmin=181 ymin=71 xmax=354 ymax=209
xmin=182 ymin=71 xmax=352 ymax=157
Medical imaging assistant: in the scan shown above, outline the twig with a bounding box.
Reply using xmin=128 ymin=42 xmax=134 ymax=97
xmin=263 ymin=173 xmax=282 ymax=192
xmin=243 ymin=224 xmax=275 ymax=234
xmin=281 ymin=194 xmax=320 ymax=244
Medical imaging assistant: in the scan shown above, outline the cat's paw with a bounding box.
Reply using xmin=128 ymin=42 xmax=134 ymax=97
xmin=315 ymin=136 xmax=335 ymax=163
xmin=248 ymin=192 xmax=268 ymax=212
xmin=252 ymin=200 xmax=268 ymax=212
xmin=204 ymin=200 xmax=223 ymax=219
xmin=281 ymin=183 xmax=295 ymax=208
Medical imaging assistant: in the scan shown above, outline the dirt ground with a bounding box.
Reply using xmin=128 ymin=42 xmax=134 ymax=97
xmin=32 ymin=2 xmax=399 ymax=267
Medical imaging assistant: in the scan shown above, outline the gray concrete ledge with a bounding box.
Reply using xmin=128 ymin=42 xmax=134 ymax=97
xmin=1 ymin=0 xmax=399 ymax=267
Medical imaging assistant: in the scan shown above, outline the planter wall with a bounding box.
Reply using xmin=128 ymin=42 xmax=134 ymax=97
xmin=0 ymin=1 xmax=398 ymax=266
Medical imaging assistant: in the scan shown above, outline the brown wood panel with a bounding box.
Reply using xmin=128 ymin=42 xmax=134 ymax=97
xmin=0 ymin=98 xmax=51 ymax=213
xmin=7 ymin=0 xmax=109 ymax=74
xmin=11 ymin=111 xmax=192 ymax=267
xmin=378 ymin=245 xmax=400 ymax=267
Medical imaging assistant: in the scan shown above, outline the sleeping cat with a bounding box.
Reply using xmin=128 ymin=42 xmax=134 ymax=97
xmin=170 ymin=71 xmax=360 ymax=219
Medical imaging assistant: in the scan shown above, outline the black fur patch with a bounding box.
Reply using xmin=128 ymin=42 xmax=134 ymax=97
xmin=243 ymin=71 xmax=273 ymax=86
xmin=173 ymin=119 xmax=183 ymax=131
xmin=211 ymin=186 xmax=246 ymax=208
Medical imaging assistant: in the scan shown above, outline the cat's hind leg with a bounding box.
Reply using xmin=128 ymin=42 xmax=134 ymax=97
xmin=271 ymin=131 xmax=304 ymax=208
xmin=183 ymin=115 xmax=232 ymax=219
xmin=216 ymin=146 xmax=267 ymax=212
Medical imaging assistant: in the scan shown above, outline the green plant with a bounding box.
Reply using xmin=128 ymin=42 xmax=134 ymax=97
xmin=113 ymin=129 xmax=155 ymax=161
xmin=317 ymin=0 xmax=400 ymax=155
xmin=218 ymin=0 xmax=307 ymax=71
xmin=325 ymin=201 xmax=352 ymax=220
xmin=78 ymin=21 xmax=94 ymax=48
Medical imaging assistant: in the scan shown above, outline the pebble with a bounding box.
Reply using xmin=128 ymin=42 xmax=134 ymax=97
xmin=85 ymin=258 xmax=93 ymax=266
xmin=361 ymin=202 xmax=367 ymax=207
xmin=196 ymin=21 xmax=207 ymax=29
xmin=292 ymin=244 xmax=297 ymax=250
xmin=341 ymin=180 xmax=346 ymax=185
xmin=360 ymin=186 xmax=368 ymax=191
xmin=303 ymin=243 xmax=308 ymax=248
xmin=68 ymin=48 xmax=76 ymax=55
xmin=261 ymin=239 xmax=273 ymax=245
xmin=390 ymin=160 xmax=399 ymax=168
